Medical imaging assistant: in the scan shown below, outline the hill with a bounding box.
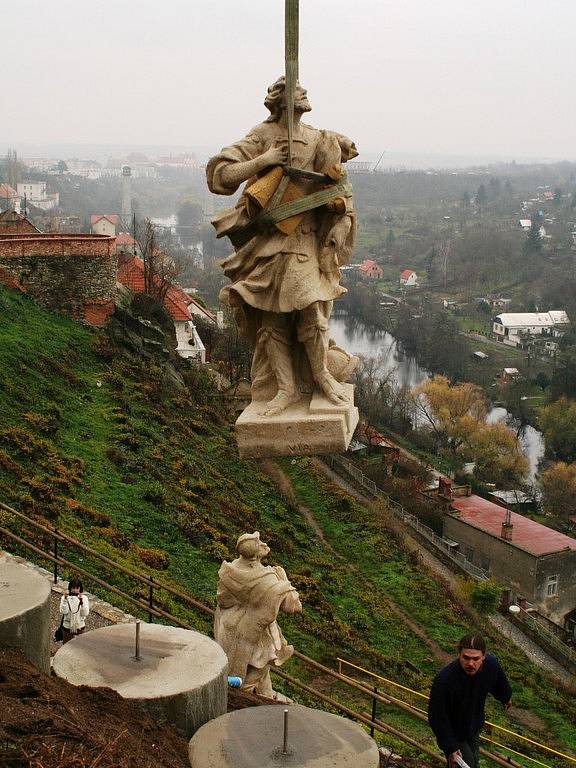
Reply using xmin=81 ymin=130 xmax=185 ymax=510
xmin=0 ymin=284 xmax=575 ymax=764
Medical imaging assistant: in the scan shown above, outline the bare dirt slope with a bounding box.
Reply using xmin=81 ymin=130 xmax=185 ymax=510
xmin=0 ymin=648 xmax=190 ymax=768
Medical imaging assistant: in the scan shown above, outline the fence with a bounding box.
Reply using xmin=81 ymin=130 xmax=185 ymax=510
xmin=514 ymin=607 xmax=576 ymax=671
xmin=326 ymin=454 xmax=489 ymax=581
xmin=326 ymin=455 xmax=576 ymax=671
xmin=0 ymin=499 xmax=548 ymax=768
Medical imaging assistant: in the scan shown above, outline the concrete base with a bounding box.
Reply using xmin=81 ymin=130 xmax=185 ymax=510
xmin=0 ymin=557 xmax=51 ymax=674
xmin=188 ymin=704 xmax=379 ymax=767
xmin=235 ymin=384 xmax=359 ymax=458
xmin=53 ymin=623 xmax=228 ymax=737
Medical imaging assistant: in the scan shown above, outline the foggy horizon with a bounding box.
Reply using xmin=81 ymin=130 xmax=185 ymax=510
xmin=2 ymin=0 xmax=576 ymax=164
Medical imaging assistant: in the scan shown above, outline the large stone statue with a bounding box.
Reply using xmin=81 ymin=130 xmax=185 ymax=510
xmin=214 ymin=531 xmax=302 ymax=698
xmin=207 ymin=78 xmax=359 ymax=457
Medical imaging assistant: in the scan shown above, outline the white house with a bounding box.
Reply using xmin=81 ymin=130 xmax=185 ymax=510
xmin=17 ymin=181 xmax=59 ymax=211
xmin=91 ymin=214 xmax=118 ymax=237
xmin=400 ymin=269 xmax=417 ymax=286
xmin=117 ymin=256 xmax=206 ymax=362
xmin=493 ymin=311 xmax=570 ymax=347
xmin=518 ymin=219 xmax=546 ymax=238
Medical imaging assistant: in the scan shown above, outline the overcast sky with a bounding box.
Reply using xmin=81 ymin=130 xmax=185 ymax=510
xmin=2 ymin=0 xmax=576 ymax=162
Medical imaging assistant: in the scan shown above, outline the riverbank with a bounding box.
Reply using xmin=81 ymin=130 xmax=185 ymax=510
xmin=329 ymin=314 xmax=545 ymax=481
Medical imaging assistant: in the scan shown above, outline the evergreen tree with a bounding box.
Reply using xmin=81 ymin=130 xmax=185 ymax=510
xmin=475 ymin=183 xmax=488 ymax=209
xmin=385 ymin=228 xmax=395 ymax=251
xmin=525 ymin=217 xmax=542 ymax=255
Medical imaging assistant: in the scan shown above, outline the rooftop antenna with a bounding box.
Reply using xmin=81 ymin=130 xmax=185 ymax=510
xmin=133 ymin=212 xmax=137 ymax=258
xmin=373 ymin=151 xmax=386 ymax=172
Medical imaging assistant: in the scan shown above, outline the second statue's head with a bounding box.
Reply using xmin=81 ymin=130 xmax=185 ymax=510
xmin=264 ymin=77 xmax=311 ymax=121
xmin=237 ymin=531 xmax=271 ymax=561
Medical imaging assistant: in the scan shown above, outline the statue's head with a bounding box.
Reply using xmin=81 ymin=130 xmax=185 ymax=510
xmin=237 ymin=531 xmax=270 ymax=561
xmin=264 ymin=77 xmax=311 ymax=121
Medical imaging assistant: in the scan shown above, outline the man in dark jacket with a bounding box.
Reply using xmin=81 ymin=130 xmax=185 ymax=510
xmin=428 ymin=634 xmax=512 ymax=767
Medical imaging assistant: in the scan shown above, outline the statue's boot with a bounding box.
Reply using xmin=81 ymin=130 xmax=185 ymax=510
xmin=260 ymin=331 xmax=300 ymax=417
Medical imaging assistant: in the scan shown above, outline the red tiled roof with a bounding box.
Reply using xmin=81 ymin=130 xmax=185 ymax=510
xmin=0 ymin=210 xmax=40 ymax=234
xmin=400 ymin=269 xmax=415 ymax=279
xmin=115 ymin=232 xmax=136 ymax=247
xmin=450 ymin=495 xmax=576 ymax=556
xmin=117 ymin=257 xmax=192 ymax=322
xmin=359 ymin=259 xmax=382 ymax=274
xmin=91 ymin=214 xmax=118 ymax=225
xmin=0 ymin=184 xmax=18 ymax=198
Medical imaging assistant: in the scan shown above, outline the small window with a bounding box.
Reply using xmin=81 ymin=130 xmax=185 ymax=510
xmin=546 ymin=575 xmax=558 ymax=597
xmin=479 ymin=555 xmax=491 ymax=573
xmin=462 ymin=545 xmax=475 ymax=562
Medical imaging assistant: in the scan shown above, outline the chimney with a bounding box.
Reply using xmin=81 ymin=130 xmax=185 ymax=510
xmin=438 ymin=477 xmax=452 ymax=500
xmin=501 ymin=508 xmax=513 ymax=541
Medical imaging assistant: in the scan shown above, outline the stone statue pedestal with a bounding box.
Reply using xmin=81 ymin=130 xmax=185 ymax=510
xmin=235 ymin=384 xmax=359 ymax=458
xmin=188 ymin=704 xmax=380 ymax=767
xmin=53 ymin=623 xmax=228 ymax=737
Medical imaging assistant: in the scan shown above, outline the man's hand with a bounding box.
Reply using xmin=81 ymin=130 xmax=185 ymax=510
xmin=503 ymin=700 xmax=512 ymax=710
xmin=448 ymin=750 xmax=463 ymax=768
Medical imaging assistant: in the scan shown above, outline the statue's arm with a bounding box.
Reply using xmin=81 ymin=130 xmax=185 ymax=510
xmin=280 ymin=590 xmax=303 ymax=614
xmin=218 ymin=144 xmax=287 ymax=189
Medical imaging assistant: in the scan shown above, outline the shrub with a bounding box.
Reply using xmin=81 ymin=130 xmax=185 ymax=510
xmin=468 ymin=578 xmax=502 ymax=614
xmin=137 ymin=546 xmax=169 ymax=570
xmin=99 ymin=526 xmax=131 ymax=550
xmin=65 ymin=498 xmax=111 ymax=527
xmin=141 ymin=480 xmax=167 ymax=507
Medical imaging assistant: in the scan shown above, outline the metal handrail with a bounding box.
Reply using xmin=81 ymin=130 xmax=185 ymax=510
xmin=0 ymin=518 xmax=446 ymax=762
xmin=326 ymin=455 xmax=489 ymax=580
xmin=0 ymin=500 xmax=214 ymax=617
xmin=338 ymin=657 xmax=576 ymax=765
xmin=0 ymin=501 xmax=541 ymax=767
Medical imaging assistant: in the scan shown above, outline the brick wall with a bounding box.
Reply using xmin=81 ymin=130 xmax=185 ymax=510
xmin=0 ymin=234 xmax=116 ymax=327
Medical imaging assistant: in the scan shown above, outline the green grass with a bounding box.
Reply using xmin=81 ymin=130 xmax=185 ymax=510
xmin=0 ymin=284 xmax=574 ymax=764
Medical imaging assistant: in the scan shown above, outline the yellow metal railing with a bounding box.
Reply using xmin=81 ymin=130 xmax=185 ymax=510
xmin=337 ymin=658 xmax=576 ymax=765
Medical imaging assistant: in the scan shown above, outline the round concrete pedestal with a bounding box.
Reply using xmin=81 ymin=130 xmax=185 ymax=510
xmin=53 ymin=623 xmax=228 ymax=737
xmin=188 ymin=704 xmax=380 ymax=767
xmin=0 ymin=558 xmax=51 ymax=674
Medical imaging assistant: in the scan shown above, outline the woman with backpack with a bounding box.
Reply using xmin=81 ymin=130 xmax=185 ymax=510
xmin=58 ymin=577 xmax=90 ymax=644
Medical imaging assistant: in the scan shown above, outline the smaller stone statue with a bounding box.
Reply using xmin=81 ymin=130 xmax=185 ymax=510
xmin=214 ymin=531 xmax=302 ymax=698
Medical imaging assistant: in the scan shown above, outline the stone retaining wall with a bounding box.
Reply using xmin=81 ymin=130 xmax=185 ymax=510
xmin=0 ymin=234 xmax=116 ymax=326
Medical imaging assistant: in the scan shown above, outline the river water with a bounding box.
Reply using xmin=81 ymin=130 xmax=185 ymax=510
xmin=329 ymin=314 xmax=544 ymax=480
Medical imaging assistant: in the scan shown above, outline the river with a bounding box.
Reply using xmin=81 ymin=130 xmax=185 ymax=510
xmin=329 ymin=314 xmax=545 ymax=480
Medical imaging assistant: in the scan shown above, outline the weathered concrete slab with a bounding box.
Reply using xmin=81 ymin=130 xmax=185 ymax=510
xmin=53 ymin=623 xmax=228 ymax=737
xmin=0 ymin=557 xmax=51 ymax=673
xmin=188 ymin=703 xmax=380 ymax=767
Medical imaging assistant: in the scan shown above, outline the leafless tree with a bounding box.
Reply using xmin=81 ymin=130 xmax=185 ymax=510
xmin=136 ymin=219 xmax=179 ymax=304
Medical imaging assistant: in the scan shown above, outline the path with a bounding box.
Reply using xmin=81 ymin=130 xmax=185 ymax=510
xmin=259 ymin=459 xmax=333 ymax=550
xmin=312 ymin=459 xmax=576 ymax=689
xmin=262 ymin=458 xmax=451 ymax=664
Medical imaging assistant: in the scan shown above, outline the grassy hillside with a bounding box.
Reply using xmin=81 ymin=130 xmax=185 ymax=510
xmin=0 ymin=284 xmax=575 ymax=765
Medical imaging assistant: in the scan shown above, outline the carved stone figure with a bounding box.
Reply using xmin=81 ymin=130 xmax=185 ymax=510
xmin=207 ymin=78 xmax=359 ymax=425
xmin=214 ymin=531 xmax=302 ymax=698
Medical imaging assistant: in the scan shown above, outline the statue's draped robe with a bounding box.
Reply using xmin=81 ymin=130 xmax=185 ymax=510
xmin=214 ymin=559 xmax=301 ymax=684
xmin=206 ymin=121 xmax=357 ymax=334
